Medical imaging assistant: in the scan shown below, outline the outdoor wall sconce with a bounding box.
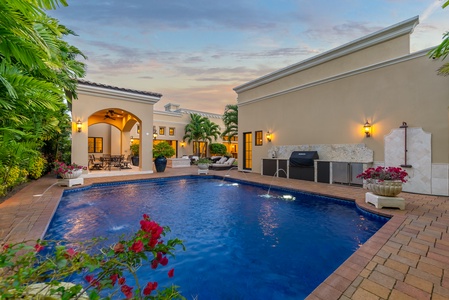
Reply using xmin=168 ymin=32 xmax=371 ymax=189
xmin=266 ymin=131 xmax=272 ymax=142
xmin=180 ymin=142 xmax=185 ymax=147
xmin=76 ymin=119 xmax=82 ymax=133
xmin=364 ymin=121 xmax=371 ymax=137
xmin=130 ymin=136 xmax=134 ymax=144
xmin=153 ymin=130 xmax=158 ymax=140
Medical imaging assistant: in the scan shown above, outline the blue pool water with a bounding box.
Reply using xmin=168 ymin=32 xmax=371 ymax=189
xmin=44 ymin=176 xmax=388 ymax=299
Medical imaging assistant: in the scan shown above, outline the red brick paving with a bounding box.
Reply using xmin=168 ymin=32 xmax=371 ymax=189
xmin=0 ymin=167 xmax=448 ymax=299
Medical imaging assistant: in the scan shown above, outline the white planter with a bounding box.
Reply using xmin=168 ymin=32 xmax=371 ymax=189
xmin=197 ymin=163 xmax=209 ymax=170
xmin=60 ymin=169 xmax=82 ymax=179
xmin=366 ymin=180 xmax=403 ymax=197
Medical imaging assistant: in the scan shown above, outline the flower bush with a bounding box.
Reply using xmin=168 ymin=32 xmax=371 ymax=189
xmin=0 ymin=214 xmax=185 ymax=299
xmin=53 ymin=161 xmax=86 ymax=176
xmin=357 ymin=166 xmax=408 ymax=183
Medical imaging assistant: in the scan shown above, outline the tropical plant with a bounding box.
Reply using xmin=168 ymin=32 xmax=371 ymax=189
xmin=221 ymin=104 xmax=238 ymax=142
xmin=183 ymin=114 xmax=207 ymax=156
xmin=130 ymin=144 xmax=140 ymax=156
xmin=0 ymin=214 xmax=185 ymax=299
xmin=201 ymin=119 xmax=220 ymax=156
xmin=195 ymin=157 xmax=212 ymax=165
xmin=0 ymin=0 xmax=86 ymax=194
xmin=209 ymin=143 xmax=227 ymax=156
xmin=428 ymin=0 xmax=449 ymax=75
xmin=153 ymin=142 xmax=175 ymax=158
xmin=357 ymin=166 xmax=408 ymax=183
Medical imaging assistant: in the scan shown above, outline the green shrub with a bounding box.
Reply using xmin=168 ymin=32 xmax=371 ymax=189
xmin=28 ymin=156 xmax=47 ymax=179
xmin=209 ymin=143 xmax=227 ymax=156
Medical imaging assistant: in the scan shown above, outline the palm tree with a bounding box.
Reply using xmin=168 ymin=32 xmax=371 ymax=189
xmin=201 ymin=119 xmax=221 ymax=156
xmin=221 ymin=104 xmax=238 ymax=142
xmin=428 ymin=0 xmax=449 ymax=76
xmin=183 ymin=114 xmax=207 ymax=156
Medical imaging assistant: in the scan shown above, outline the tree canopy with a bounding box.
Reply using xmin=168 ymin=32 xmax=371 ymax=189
xmin=428 ymin=0 xmax=449 ymax=76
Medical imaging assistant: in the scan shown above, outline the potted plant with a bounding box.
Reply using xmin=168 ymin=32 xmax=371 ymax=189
xmin=195 ymin=157 xmax=212 ymax=171
xmin=357 ymin=166 xmax=408 ymax=197
xmin=53 ymin=162 xmax=86 ymax=179
xmin=130 ymin=144 xmax=139 ymax=166
xmin=153 ymin=141 xmax=175 ymax=172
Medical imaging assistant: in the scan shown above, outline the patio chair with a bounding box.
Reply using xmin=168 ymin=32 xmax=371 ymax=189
xmin=210 ymin=157 xmax=235 ymax=170
xmin=89 ymin=154 xmax=103 ymax=170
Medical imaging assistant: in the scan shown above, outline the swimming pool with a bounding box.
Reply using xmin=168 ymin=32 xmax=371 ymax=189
xmin=44 ymin=176 xmax=388 ymax=299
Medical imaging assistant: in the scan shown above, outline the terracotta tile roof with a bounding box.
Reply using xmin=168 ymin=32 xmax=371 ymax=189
xmin=78 ymin=80 xmax=162 ymax=98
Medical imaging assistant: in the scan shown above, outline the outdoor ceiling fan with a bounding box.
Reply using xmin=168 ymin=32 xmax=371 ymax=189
xmin=103 ymin=109 xmax=122 ymax=120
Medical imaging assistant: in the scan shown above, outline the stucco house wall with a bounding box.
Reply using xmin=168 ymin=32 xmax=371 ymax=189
xmin=234 ymin=16 xmax=449 ymax=196
xmin=72 ymin=81 xmax=160 ymax=172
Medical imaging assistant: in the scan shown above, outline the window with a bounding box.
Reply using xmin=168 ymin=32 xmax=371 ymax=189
xmin=159 ymin=127 xmax=165 ymax=135
xmin=88 ymin=137 xmax=103 ymax=153
xmin=243 ymin=132 xmax=252 ymax=170
xmin=223 ymin=136 xmax=238 ymax=142
xmin=255 ymin=131 xmax=263 ymax=146
xmin=169 ymin=127 xmax=175 ymax=136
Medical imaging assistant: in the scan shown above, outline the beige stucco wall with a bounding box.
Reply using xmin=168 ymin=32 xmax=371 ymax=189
xmin=235 ymin=17 xmax=449 ymax=185
xmin=153 ymin=108 xmax=227 ymax=157
xmin=72 ymin=84 xmax=159 ymax=171
xmin=238 ymin=51 xmax=448 ymax=173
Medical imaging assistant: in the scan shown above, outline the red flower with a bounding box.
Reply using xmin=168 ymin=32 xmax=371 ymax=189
xmin=118 ymin=277 xmax=126 ymax=285
xmin=143 ymin=281 xmax=158 ymax=295
xmin=156 ymin=252 xmax=163 ymax=260
xmin=85 ymin=275 xmax=94 ymax=283
xmin=34 ymin=244 xmax=44 ymax=252
xmin=113 ymin=242 xmax=125 ymax=253
xmin=65 ymin=248 xmax=78 ymax=259
xmin=110 ymin=273 xmax=119 ymax=286
xmin=148 ymin=237 xmax=158 ymax=248
xmin=143 ymin=214 xmax=150 ymax=220
xmin=129 ymin=240 xmax=144 ymax=253
xmin=2 ymin=244 xmax=10 ymax=251
xmin=160 ymin=256 xmax=169 ymax=266
xmin=121 ymin=285 xmax=133 ymax=299
xmin=168 ymin=268 xmax=174 ymax=278
xmin=151 ymin=259 xmax=159 ymax=269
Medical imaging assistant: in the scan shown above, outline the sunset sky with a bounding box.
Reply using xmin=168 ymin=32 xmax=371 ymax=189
xmin=48 ymin=0 xmax=448 ymax=114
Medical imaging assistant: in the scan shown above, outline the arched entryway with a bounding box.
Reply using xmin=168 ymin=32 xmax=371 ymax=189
xmin=71 ymin=81 xmax=162 ymax=172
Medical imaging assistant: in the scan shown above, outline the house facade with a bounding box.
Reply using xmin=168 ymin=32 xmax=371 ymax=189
xmin=71 ymin=81 xmax=233 ymax=172
xmin=234 ymin=16 xmax=449 ymax=196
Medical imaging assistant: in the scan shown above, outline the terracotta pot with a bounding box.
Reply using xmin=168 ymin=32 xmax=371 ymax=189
xmin=61 ymin=169 xmax=82 ymax=179
xmin=366 ymin=180 xmax=403 ymax=197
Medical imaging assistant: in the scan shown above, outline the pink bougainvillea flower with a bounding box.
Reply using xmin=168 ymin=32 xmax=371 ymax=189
xmin=121 ymin=285 xmax=133 ymax=299
xmin=34 ymin=244 xmax=44 ymax=252
xmin=129 ymin=240 xmax=144 ymax=253
xmin=160 ymin=256 xmax=169 ymax=266
xmin=113 ymin=242 xmax=125 ymax=253
xmin=2 ymin=244 xmax=10 ymax=251
xmin=168 ymin=268 xmax=174 ymax=278
xmin=118 ymin=277 xmax=126 ymax=285
xmin=143 ymin=281 xmax=158 ymax=295
xmin=143 ymin=214 xmax=150 ymax=220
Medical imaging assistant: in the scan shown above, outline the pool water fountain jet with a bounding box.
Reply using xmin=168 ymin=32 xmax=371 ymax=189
xmin=218 ymin=167 xmax=249 ymax=186
xmin=260 ymin=169 xmax=295 ymax=200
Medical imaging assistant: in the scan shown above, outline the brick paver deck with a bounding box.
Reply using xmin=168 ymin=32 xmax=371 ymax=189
xmin=1 ymin=167 xmax=448 ymax=299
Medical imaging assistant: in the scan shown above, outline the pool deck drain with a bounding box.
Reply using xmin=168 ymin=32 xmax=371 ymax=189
xmin=0 ymin=167 xmax=448 ymax=300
